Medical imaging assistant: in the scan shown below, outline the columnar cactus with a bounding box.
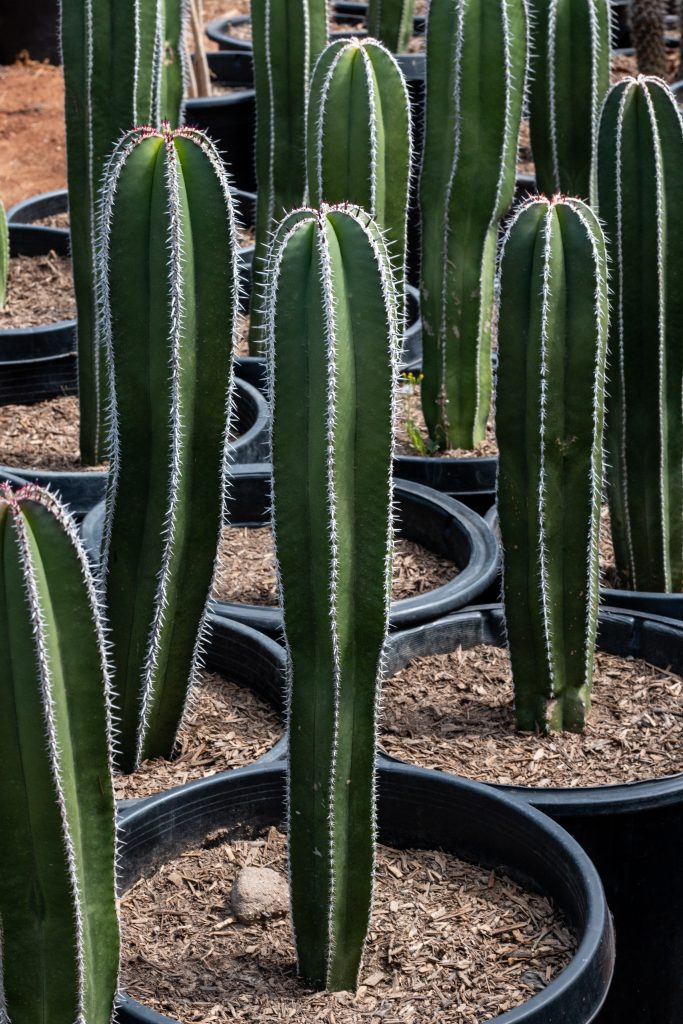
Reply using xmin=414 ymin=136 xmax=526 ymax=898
xmin=61 ymin=0 xmax=174 ymax=464
xmin=98 ymin=124 xmax=239 ymax=773
xmin=366 ymin=0 xmax=416 ymax=52
xmin=419 ymin=0 xmax=528 ymax=451
xmin=159 ymin=0 xmax=190 ymax=124
xmin=631 ymin=0 xmax=668 ymax=77
xmin=0 ymin=199 xmax=7 ymax=309
xmin=306 ymin=37 xmax=412 ymax=319
xmin=496 ymin=197 xmax=609 ymax=732
xmin=268 ymin=205 xmax=398 ymax=991
xmin=249 ymin=0 xmax=329 ymax=353
xmin=528 ymin=0 xmax=611 ymax=198
xmin=0 ymin=483 xmax=119 ymax=1024
xmin=596 ymin=76 xmax=683 ymax=592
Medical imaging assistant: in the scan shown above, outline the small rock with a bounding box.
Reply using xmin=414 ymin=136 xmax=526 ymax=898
xmin=231 ymin=866 xmax=289 ymax=923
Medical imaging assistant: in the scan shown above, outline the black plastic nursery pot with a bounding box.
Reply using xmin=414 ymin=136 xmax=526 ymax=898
xmin=382 ymin=604 xmax=683 ymax=1024
xmin=80 ymin=465 xmax=500 ymax=638
xmin=0 ymin=0 xmax=60 ymax=64
xmin=0 ymin=376 xmax=269 ymax=517
xmin=0 ymin=225 xmax=76 ymax=406
xmin=114 ymin=759 xmax=613 ymax=1023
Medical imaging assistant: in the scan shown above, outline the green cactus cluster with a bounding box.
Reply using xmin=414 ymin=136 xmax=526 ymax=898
xmin=249 ymin=0 xmax=329 ymax=353
xmin=98 ymin=123 xmax=240 ymax=773
xmin=528 ymin=0 xmax=611 ymax=199
xmin=496 ymin=196 xmax=609 ymax=733
xmin=419 ymin=0 xmax=528 ymax=451
xmin=0 ymin=199 xmax=7 ymax=309
xmin=306 ymin=36 xmax=412 ymax=319
xmin=0 ymin=483 xmax=119 ymax=1024
xmin=269 ymin=203 xmax=399 ymax=991
xmin=596 ymin=75 xmax=683 ymax=593
xmin=366 ymin=0 xmax=416 ymax=52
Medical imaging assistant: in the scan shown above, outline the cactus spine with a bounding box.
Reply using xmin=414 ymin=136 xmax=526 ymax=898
xmin=98 ymin=124 xmax=239 ymax=773
xmin=0 ymin=200 xmax=7 ymax=309
xmin=419 ymin=0 xmax=528 ymax=451
xmin=249 ymin=0 xmax=329 ymax=353
xmin=528 ymin=0 xmax=610 ymax=198
xmin=596 ymin=76 xmax=683 ymax=592
xmin=631 ymin=0 xmax=669 ymax=77
xmin=306 ymin=37 xmax=412 ymax=319
xmin=366 ymin=0 xmax=416 ymax=52
xmin=268 ymin=205 xmax=398 ymax=991
xmin=61 ymin=0 xmax=171 ymax=464
xmin=0 ymin=483 xmax=119 ymax=1024
xmin=496 ymin=197 xmax=609 ymax=732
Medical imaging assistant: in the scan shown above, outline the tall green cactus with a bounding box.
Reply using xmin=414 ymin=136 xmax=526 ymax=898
xmin=596 ymin=76 xmax=683 ymax=593
xmin=268 ymin=204 xmax=398 ymax=991
xmin=419 ymin=0 xmax=527 ymax=451
xmin=528 ymin=0 xmax=610 ymax=198
xmin=61 ymin=0 xmax=174 ymax=464
xmin=0 ymin=199 xmax=8 ymax=309
xmin=0 ymin=483 xmax=119 ymax=1024
xmin=306 ymin=37 xmax=412 ymax=320
xmin=98 ymin=124 xmax=239 ymax=773
xmin=366 ymin=0 xmax=416 ymax=52
xmin=249 ymin=0 xmax=329 ymax=354
xmin=496 ymin=197 xmax=609 ymax=733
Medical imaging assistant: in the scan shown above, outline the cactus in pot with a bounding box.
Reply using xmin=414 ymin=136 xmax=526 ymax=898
xmin=419 ymin=0 xmax=528 ymax=451
xmin=0 ymin=483 xmax=119 ymax=1024
xmin=268 ymin=204 xmax=399 ymax=990
xmin=61 ymin=0 xmax=180 ymax=464
xmin=496 ymin=196 xmax=609 ymax=732
xmin=366 ymin=0 xmax=416 ymax=53
xmin=596 ymin=76 xmax=683 ymax=593
xmin=98 ymin=123 xmax=239 ymax=773
xmin=159 ymin=0 xmax=190 ymax=124
xmin=0 ymin=199 xmax=7 ymax=309
xmin=306 ymin=37 xmax=412 ymax=321
xmin=248 ymin=0 xmax=329 ymax=354
xmin=527 ymin=0 xmax=611 ymax=198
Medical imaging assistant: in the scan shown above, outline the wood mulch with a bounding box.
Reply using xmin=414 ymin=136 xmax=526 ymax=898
xmin=120 ymin=826 xmax=574 ymax=1024
xmin=213 ymin=526 xmax=458 ymax=606
xmin=32 ymin=211 xmax=70 ymax=229
xmin=114 ymin=669 xmax=282 ymax=802
xmin=0 ymin=396 xmax=106 ymax=471
xmin=394 ymin=378 xmax=498 ymax=459
xmin=381 ymin=644 xmax=683 ymax=787
xmin=0 ymin=252 xmax=75 ymax=328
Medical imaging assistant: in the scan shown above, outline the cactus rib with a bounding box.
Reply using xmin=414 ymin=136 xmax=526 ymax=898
xmin=366 ymin=0 xmax=416 ymax=53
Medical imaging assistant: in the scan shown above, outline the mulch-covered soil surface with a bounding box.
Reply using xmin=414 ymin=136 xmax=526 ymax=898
xmin=120 ymin=826 xmax=574 ymax=1024
xmin=115 ymin=669 xmax=282 ymax=802
xmin=214 ymin=526 xmax=458 ymax=606
xmin=381 ymin=644 xmax=683 ymax=787
xmin=0 ymin=252 xmax=74 ymax=328
xmin=395 ymin=379 xmax=498 ymax=459
xmin=0 ymin=396 xmax=104 ymax=471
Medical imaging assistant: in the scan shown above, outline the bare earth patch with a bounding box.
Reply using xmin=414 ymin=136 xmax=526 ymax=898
xmin=120 ymin=826 xmax=574 ymax=1024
